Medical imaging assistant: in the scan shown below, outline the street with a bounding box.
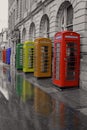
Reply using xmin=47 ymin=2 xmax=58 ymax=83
xmin=0 ymin=62 xmax=86 ymax=130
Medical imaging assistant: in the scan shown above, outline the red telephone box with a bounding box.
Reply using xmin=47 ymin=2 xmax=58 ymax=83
xmin=2 ymin=49 xmax=6 ymax=63
xmin=53 ymin=31 xmax=80 ymax=88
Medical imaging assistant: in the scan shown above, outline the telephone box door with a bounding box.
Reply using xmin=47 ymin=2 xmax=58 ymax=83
xmin=65 ymin=41 xmax=79 ymax=82
xmin=54 ymin=42 xmax=61 ymax=81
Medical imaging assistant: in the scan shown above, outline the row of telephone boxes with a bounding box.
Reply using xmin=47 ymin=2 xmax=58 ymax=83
xmin=16 ymin=39 xmax=52 ymax=77
xmin=16 ymin=31 xmax=80 ymax=88
xmin=2 ymin=48 xmax=11 ymax=64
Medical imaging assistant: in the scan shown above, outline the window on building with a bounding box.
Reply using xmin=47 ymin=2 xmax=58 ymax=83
xmin=40 ymin=14 xmax=49 ymax=38
xmin=57 ymin=2 xmax=73 ymax=31
xmin=9 ymin=16 xmax=11 ymax=30
xmin=22 ymin=28 xmax=26 ymax=43
xmin=29 ymin=23 xmax=36 ymax=41
xmin=61 ymin=5 xmax=73 ymax=31
xmin=6 ymin=32 xmax=8 ymax=40
xmin=31 ymin=0 xmax=37 ymax=5
xmin=11 ymin=13 xmax=12 ymax=30
xmin=24 ymin=0 xmax=29 ymax=11
xmin=16 ymin=0 xmax=19 ymax=19
xmin=13 ymin=10 xmax=15 ymax=27
xmin=24 ymin=0 xmax=27 ymax=10
xmin=67 ymin=5 xmax=73 ymax=30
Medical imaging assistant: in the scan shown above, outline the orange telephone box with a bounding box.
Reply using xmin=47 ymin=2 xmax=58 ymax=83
xmin=53 ymin=31 xmax=80 ymax=88
xmin=34 ymin=38 xmax=52 ymax=78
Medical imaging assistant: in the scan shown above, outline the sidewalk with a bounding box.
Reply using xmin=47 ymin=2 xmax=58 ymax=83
xmin=1 ymin=61 xmax=87 ymax=117
xmin=21 ymin=72 xmax=87 ymax=116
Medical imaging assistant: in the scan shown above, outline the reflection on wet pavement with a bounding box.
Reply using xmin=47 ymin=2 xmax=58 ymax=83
xmin=34 ymin=87 xmax=53 ymax=116
xmin=0 ymin=64 xmax=86 ymax=130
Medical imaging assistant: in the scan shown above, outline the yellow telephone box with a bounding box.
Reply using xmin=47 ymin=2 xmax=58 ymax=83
xmin=23 ymin=41 xmax=34 ymax=72
xmin=34 ymin=38 xmax=52 ymax=77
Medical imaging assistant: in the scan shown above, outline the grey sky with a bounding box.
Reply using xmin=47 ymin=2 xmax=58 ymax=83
xmin=0 ymin=0 xmax=8 ymax=32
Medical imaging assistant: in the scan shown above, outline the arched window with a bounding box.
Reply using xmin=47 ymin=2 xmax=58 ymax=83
xmin=57 ymin=1 xmax=73 ymax=31
xmin=40 ymin=14 xmax=49 ymax=38
xmin=29 ymin=22 xmax=36 ymax=41
xmin=15 ymin=29 xmax=20 ymax=43
xmin=22 ymin=28 xmax=26 ymax=43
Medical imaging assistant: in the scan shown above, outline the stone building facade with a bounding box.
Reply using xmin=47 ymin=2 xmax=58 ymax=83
xmin=8 ymin=0 xmax=87 ymax=90
xmin=0 ymin=28 xmax=8 ymax=60
xmin=0 ymin=28 xmax=8 ymax=48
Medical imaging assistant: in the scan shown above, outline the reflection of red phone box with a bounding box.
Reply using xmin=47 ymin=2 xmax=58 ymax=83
xmin=2 ymin=49 xmax=6 ymax=63
xmin=53 ymin=31 xmax=80 ymax=88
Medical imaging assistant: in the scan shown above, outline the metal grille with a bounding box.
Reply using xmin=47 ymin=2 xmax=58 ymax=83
xmin=28 ymin=48 xmax=34 ymax=69
xmin=56 ymin=43 xmax=60 ymax=80
xmin=41 ymin=46 xmax=49 ymax=72
xmin=19 ymin=48 xmax=23 ymax=66
xmin=66 ymin=42 xmax=78 ymax=80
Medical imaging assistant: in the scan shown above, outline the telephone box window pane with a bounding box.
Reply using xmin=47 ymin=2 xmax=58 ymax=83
xmin=56 ymin=43 xmax=60 ymax=80
xmin=29 ymin=48 xmax=34 ymax=69
xmin=41 ymin=46 xmax=48 ymax=72
xmin=66 ymin=42 xmax=78 ymax=80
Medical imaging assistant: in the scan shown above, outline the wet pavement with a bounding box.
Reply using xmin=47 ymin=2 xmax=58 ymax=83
xmin=0 ymin=62 xmax=87 ymax=130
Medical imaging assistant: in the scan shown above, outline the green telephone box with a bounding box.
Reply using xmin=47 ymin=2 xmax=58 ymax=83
xmin=16 ymin=43 xmax=23 ymax=70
